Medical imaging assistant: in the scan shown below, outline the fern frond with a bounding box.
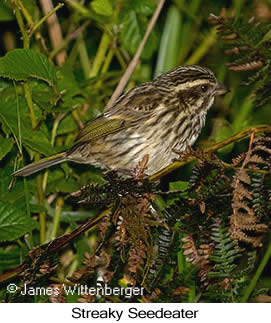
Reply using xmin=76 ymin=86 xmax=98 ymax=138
xmin=210 ymin=14 xmax=271 ymax=107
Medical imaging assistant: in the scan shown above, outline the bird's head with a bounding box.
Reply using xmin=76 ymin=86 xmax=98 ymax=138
xmin=155 ymin=64 xmax=228 ymax=113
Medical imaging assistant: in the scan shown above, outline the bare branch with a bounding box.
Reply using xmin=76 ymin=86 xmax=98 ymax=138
xmin=105 ymin=0 xmax=166 ymax=109
xmin=39 ymin=0 xmax=67 ymax=65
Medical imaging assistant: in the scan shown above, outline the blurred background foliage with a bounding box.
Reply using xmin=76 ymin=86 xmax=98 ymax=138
xmin=0 ymin=0 xmax=271 ymax=303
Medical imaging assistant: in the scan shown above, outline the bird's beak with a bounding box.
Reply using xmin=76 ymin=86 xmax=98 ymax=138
xmin=214 ymin=82 xmax=229 ymax=96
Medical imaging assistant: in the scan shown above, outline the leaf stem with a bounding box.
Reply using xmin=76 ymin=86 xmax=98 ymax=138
xmin=241 ymin=234 xmax=271 ymax=302
xmin=36 ymin=174 xmax=46 ymax=244
xmin=65 ymin=0 xmax=91 ymax=17
xmin=185 ymin=27 xmax=217 ymax=64
xmin=233 ymin=97 xmax=253 ymax=132
xmin=23 ymin=178 xmax=31 ymax=218
xmin=50 ymin=197 xmax=64 ymax=240
xmin=17 ymin=0 xmax=34 ymax=27
xmin=16 ymin=239 xmax=24 ymax=248
xmin=101 ymin=47 xmax=114 ymax=74
xmin=42 ymin=112 xmax=66 ymax=191
xmin=115 ymin=48 xmax=127 ymax=70
xmin=96 ymin=47 xmax=115 ymax=88
xmin=23 ymin=83 xmax=36 ymax=129
xmin=29 ymin=3 xmax=64 ymax=38
xmin=14 ymin=83 xmax=22 ymax=154
xmin=12 ymin=3 xmax=37 ymax=129
xmin=15 ymin=82 xmax=32 ymax=222
xmin=13 ymin=0 xmax=47 ymax=246
xmin=14 ymin=6 xmax=29 ymax=48
xmin=77 ymin=34 xmax=91 ymax=79
xmin=89 ymin=32 xmax=111 ymax=78
xmin=51 ymin=113 xmax=66 ymax=146
xmin=188 ymin=285 xmax=196 ymax=302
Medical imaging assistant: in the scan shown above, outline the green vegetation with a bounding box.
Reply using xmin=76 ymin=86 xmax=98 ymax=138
xmin=0 ymin=0 xmax=271 ymax=303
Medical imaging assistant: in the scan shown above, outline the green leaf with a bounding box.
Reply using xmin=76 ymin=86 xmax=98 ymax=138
xmin=0 ymin=167 xmax=36 ymax=205
xmin=55 ymin=63 xmax=85 ymax=112
xmin=211 ymin=119 xmax=234 ymax=154
xmin=120 ymin=0 xmax=155 ymax=15
xmin=30 ymin=81 xmax=58 ymax=112
xmin=0 ymin=49 xmax=57 ymax=87
xmin=154 ymin=5 xmax=182 ymax=77
xmin=0 ymin=97 xmax=54 ymax=156
xmin=45 ymin=168 xmax=82 ymax=194
xmin=216 ymin=125 xmax=234 ymax=154
xmin=91 ymin=0 xmax=113 ymax=16
xmin=57 ymin=114 xmax=77 ymax=135
xmin=0 ymin=2 xmax=14 ymax=21
xmin=169 ymin=181 xmax=189 ymax=191
xmin=29 ymin=203 xmax=47 ymax=214
xmin=57 ymin=64 xmax=80 ymax=96
xmin=60 ymin=210 xmax=97 ymax=222
xmin=0 ymin=201 xmax=37 ymax=242
xmin=0 ymin=136 xmax=13 ymax=160
xmin=132 ymin=0 xmax=156 ymax=15
xmin=120 ymin=10 xmax=158 ymax=60
xmin=0 ymin=246 xmax=21 ymax=271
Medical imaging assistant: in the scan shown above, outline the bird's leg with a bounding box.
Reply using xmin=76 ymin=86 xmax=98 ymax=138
xmin=173 ymin=146 xmax=218 ymax=163
xmin=172 ymin=145 xmax=196 ymax=162
xmin=103 ymin=170 xmax=119 ymax=181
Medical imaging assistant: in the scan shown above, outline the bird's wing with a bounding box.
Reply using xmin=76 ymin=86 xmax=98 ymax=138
xmin=75 ymin=82 xmax=164 ymax=144
xmin=75 ymin=115 xmax=127 ymax=144
xmin=75 ymin=110 xmax=145 ymax=144
xmin=107 ymin=81 xmax=165 ymax=115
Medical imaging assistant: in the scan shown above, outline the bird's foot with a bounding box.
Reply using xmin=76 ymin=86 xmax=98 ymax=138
xmin=172 ymin=146 xmax=196 ymax=162
xmin=172 ymin=146 xmax=216 ymax=163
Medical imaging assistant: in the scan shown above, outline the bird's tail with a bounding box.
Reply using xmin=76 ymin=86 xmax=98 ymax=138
xmin=12 ymin=152 xmax=67 ymax=177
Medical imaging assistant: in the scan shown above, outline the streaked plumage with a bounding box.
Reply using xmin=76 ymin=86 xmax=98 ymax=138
xmin=13 ymin=65 xmax=228 ymax=177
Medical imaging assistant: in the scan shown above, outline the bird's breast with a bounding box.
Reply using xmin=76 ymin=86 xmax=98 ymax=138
xmin=82 ymin=107 xmax=207 ymax=175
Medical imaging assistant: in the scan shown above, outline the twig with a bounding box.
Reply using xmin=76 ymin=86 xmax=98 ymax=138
xmin=0 ymin=210 xmax=109 ymax=282
xmin=89 ymin=32 xmax=111 ymax=78
xmin=13 ymin=5 xmax=29 ymax=48
xmin=149 ymin=125 xmax=271 ymax=181
xmin=49 ymin=21 xmax=90 ymax=59
xmin=29 ymin=3 xmax=64 ymax=38
xmin=242 ymin=132 xmax=255 ymax=168
xmin=105 ymin=0 xmax=166 ymax=109
xmin=65 ymin=0 xmax=90 ymax=16
xmin=50 ymin=197 xmax=64 ymax=240
xmin=39 ymin=0 xmax=67 ymax=65
xmin=77 ymin=34 xmax=92 ymax=78
xmin=17 ymin=0 xmax=34 ymax=27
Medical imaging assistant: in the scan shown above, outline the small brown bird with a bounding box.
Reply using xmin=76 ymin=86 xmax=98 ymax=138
xmin=13 ymin=65 xmax=228 ymax=177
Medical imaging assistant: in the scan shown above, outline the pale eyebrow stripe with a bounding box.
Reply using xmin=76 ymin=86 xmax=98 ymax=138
xmin=175 ymin=79 xmax=214 ymax=91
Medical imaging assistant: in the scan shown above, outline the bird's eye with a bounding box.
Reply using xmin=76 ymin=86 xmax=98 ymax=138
xmin=201 ymin=85 xmax=209 ymax=92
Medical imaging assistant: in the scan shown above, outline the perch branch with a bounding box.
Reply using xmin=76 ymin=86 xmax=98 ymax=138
xmin=149 ymin=125 xmax=271 ymax=181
